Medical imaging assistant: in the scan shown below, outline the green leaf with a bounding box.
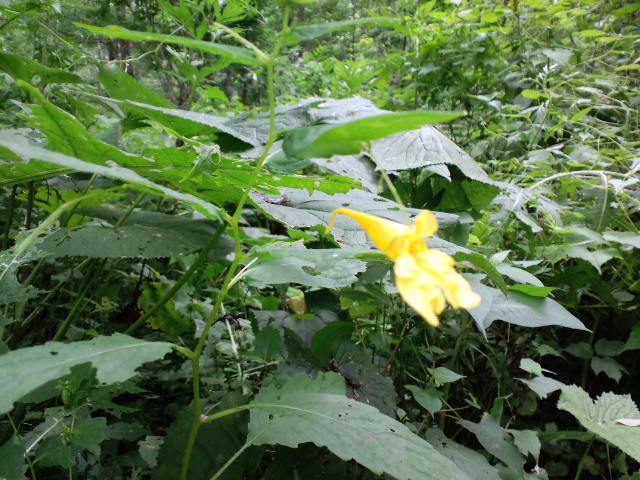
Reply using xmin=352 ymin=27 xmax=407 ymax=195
xmin=406 ymin=385 xmax=442 ymax=415
xmin=248 ymin=372 xmax=470 ymax=479
xmin=507 ymin=284 xmax=556 ymax=297
xmin=591 ymin=356 xmax=626 ymax=382
xmin=154 ymin=399 xmax=260 ymax=480
xmin=254 ymin=326 xmax=284 ymax=361
xmin=0 ymin=131 xmax=223 ymax=220
xmin=622 ymin=324 xmax=640 ymax=352
xmin=0 ymin=51 xmax=82 ymax=85
xmin=521 ymin=89 xmax=548 ymax=100
xmin=76 ymin=23 xmax=263 ymax=65
xmin=16 ymin=82 xmax=149 ymax=169
xmin=507 ymin=429 xmax=541 ymax=462
xmin=283 ymin=111 xmax=463 ymax=160
xmin=250 ymin=187 xmax=461 ymax=252
xmin=94 ymin=95 xmax=259 ymax=144
xmin=333 ymin=342 xmax=397 ymax=416
xmin=455 ymin=252 xmax=506 ymax=291
xmin=98 ymin=65 xmax=175 ymax=108
xmin=466 ymin=277 xmax=588 ymax=332
xmin=458 ymin=414 xmax=523 ymax=470
xmin=0 ymin=334 xmax=173 ymax=415
xmin=603 ymin=231 xmax=640 ymax=249
xmin=310 ymin=322 xmax=355 ymax=364
xmin=0 ymin=437 xmax=26 ymax=480
xmin=558 ymin=385 xmax=640 ymax=461
xmin=595 ymin=339 xmax=624 ymax=357
xmin=286 ymin=17 xmax=399 ymax=44
xmin=425 ymin=428 xmax=500 ymax=480
xmin=39 ymin=223 xmax=218 ymax=259
xmin=369 ymin=126 xmax=497 ymax=185
xmin=430 ymin=367 xmax=465 ymax=386
xmin=0 ymin=248 xmax=44 ymax=305
xmin=245 ymin=242 xmax=368 ymax=289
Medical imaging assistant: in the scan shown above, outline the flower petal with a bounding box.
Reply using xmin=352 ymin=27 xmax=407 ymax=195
xmin=394 ymin=255 xmax=446 ymax=327
xmin=326 ymin=208 xmax=409 ymax=258
xmin=414 ymin=210 xmax=438 ymax=237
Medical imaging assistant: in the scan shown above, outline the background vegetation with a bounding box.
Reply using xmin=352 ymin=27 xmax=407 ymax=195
xmin=0 ymin=0 xmax=639 ymax=479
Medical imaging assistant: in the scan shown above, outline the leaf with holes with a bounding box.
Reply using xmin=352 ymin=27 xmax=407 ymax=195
xmin=0 ymin=334 xmax=173 ymax=415
xmin=248 ymin=372 xmax=470 ymax=479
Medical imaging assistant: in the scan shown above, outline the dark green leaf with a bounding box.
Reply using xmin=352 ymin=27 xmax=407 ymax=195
xmin=99 ymin=65 xmax=175 ymax=108
xmin=0 ymin=51 xmax=82 ymax=85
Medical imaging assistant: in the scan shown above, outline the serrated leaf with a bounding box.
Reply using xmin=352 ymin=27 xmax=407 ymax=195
xmin=591 ymin=356 xmax=626 ymax=382
xmin=368 ymin=126 xmax=496 ymax=185
xmin=507 ymin=429 xmax=541 ymax=461
xmin=39 ymin=223 xmax=217 ymax=259
xmin=245 ymin=242 xmax=367 ymax=289
xmin=76 ymin=23 xmax=263 ymax=65
xmin=248 ymin=372 xmax=470 ymax=479
xmin=519 ymin=375 xmax=564 ymax=399
xmin=0 ymin=334 xmax=173 ymax=415
xmin=250 ymin=187 xmax=461 ymax=252
xmin=0 ymin=131 xmax=223 ymax=220
xmin=603 ymin=231 xmax=640 ymax=249
xmin=94 ymin=95 xmax=259 ymax=144
xmin=283 ymin=111 xmax=463 ymax=160
xmin=0 ymin=51 xmax=82 ymax=85
xmin=558 ymin=385 xmax=640 ymax=461
xmin=0 ymin=248 xmax=45 ymax=305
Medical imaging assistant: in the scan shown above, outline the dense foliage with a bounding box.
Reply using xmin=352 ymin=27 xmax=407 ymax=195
xmin=1 ymin=0 xmax=639 ymax=479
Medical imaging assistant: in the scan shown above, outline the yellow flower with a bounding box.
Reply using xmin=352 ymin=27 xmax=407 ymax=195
xmin=326 ymin=208 xmax=481 ymax=326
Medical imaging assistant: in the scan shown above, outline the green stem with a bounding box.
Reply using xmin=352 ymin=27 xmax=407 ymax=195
xmin=574 ymin=438 xmax=594 ymax=480
xmin=179 ymin=8 xmax=290 ymax=480
xmin=124 ymin=223 xmax=226 ymax=335
xmin=2 ymin=185 xmax=17 ymax=250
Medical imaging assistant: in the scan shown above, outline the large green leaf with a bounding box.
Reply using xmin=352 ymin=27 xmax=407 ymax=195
xmin=154 ymin=400 xmax=260 ymax=480
xmin=425 ymin=428 xmax=500 ymax=480
xmin=0 ymin=437 xmax=26 ymax=480
xmin=76 ymin=23 xmax=263 ymax=65
xmin=0 ymin=51 xmax=82 ymax=85
xmin=250 ymin=187 xmax=464 ymax=254
xmin=283 ymin=111 xmax=464 ymax=159
xmin=244 ymin=242 xmax=368 ymax=288
xmin=98 ymin=65 xmax=175 ymax=108
xmin=0 ymin=131 xmax=223 ymax=220
xmin=0 ymin=334 xmax=173 ymax=415
xmin=285 ymin=17 xmax=399 ymax=44
xmin=369 ymin=126 xmax=497 ymax=184
xmin=94 ymin=95 xmax=260 ymax=144
xmin=558 ymin=385 xmax=640 ymax=461
xmin=0 ymin=248 xmax=44 ymax=305
xmin=248 ymin=372 xmax=470 ymax=479
xmin=466 ymin=276 xmax=588 ymax=333
xmin=18 ymin=81 xmax=151 ymax=168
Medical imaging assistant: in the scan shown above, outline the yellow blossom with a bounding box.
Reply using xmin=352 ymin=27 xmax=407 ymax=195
xmin=326 ymin=208 xmax=481 ymax=326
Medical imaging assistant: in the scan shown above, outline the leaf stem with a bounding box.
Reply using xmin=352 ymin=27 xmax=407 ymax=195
xmin=179 ymin=7 xmax=290 ymax=480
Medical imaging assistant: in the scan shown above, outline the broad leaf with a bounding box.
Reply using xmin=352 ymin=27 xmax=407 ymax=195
xmin=0 ymin=51 xmax=82 ymax=85
xmin=0 ymin=131 xmax=223 ymax=220
xmin=369 ymin=126 xmax=497 ymax=185
xmin=283 ymin=111 xmax=463 ymax=160
xmin=248 ymin=372 xmax=470 ymax=479
xmin=458 ymin=414 xmax=523 ymax=471
xmin=76 ymin=23 xmax=263 ymax=65
xmin=425 ymin=428 xmax=500 ymax=480
xmin=250 ymin=187 xmax=462 ymax=253
xmin=98 ymin=65 xmax=175 ymax=108
xmin=558 ymin=385 xmax=640 ymax=461
xmin=244 ymin=242 xmax=367 ymax=289
xmin=466 ymin=276 xmax=588 ymax=333
xmin=0 ymin=436 xmax=26 ymax=480
xmin=0 ymin=334 xmax=173 ymax=415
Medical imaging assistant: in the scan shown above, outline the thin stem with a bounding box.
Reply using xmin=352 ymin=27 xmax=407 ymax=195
xmin=179 ymin=7 xmax=291 ymax=480
xmin=2 ymin=185 xmax=18 ymax=250
xmin=574 ymin=438 xmax=594 ymax=480
xmin=124 ymin=223 xmax=226 ymax=335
